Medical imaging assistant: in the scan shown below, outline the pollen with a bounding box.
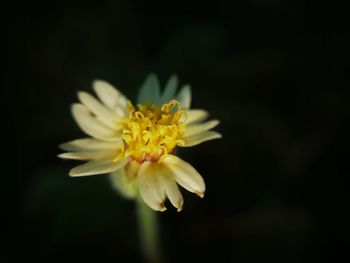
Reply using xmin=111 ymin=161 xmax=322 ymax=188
xmin=117 ymin=100 xmax=187 ymax=163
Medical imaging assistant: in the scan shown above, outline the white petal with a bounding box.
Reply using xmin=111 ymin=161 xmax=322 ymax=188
xmin=159 ymin=170 xmax=184 ymax=212
xmin=184 ymin=120 xmax=220 ymax=137
xmin=185 ymin=109 xmax=209 ymax=124
xmin=58 ymin=149 xmax=116 ymax=160
xmin=69 ymin=158 xmax=128 ymax=177
xmin=137 ymin=161 xmax=166 ymax=212
xmin=59 ymin=138 xmax=122 ymax=151
xmin=92 ymin=79 xmax=128 ymax=110
xmin=160 ymin=74 xmax=178 ymax=104
xmin=177 ymin=84 xmax=191 ymax=110
xmin=77 ymin=91 xmax=122 ymax=127
xmin=71 ymin=103 xmax=119 ymax=141
xmin=110 ymin=168 xmax=137 ymax=199
xmin=178 ymin=131 xmax=222 ymax=147
xmin=137 ymin=73 xmax=161 ymax=105
xmin=113 ymin=104 xmax=128 ymax=117
xmin=162 ymin=155 xmax=205 ymax=197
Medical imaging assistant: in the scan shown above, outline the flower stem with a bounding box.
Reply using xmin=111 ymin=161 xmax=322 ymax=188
xmin=136 ymin=197 xmax=162 ymax=263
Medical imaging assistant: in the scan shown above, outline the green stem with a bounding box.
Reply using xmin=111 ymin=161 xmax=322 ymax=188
xmin=136 ymin=197 xmax=162 ymax=263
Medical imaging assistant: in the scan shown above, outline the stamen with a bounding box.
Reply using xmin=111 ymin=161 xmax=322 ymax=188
xmin=135 ymin=111 xmax=144 ymax=120
xmin=118 ymin=100 xmax=186 ymax=162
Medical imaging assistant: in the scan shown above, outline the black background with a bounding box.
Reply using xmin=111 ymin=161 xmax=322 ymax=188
xmin=3 ymin=1 xmax=349 ymax=262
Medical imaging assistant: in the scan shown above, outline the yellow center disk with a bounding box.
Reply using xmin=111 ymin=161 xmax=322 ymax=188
xmin=116 ymin=100 xmax=186 ymax=163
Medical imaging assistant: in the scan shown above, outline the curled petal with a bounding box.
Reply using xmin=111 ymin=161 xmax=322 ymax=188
xmin=77 ymin=91 xmax=122 ymax=127
xmin=69 ymin=158 xmax=128 ymax=177
xmin=59 ymin=138 xmax=122 ymax=152
xmin=162 ymin=155 xmax=205 ymax=197
xmin=92 ymin=80 xmax=128 ymax=112
xmin=160 ymin=74 xmax=178 ymax=104
xmin=71 ymin=103 xmax=119 ymax=141
xmin=184 ymin=120 xmax=220 ymax=137
xmin=137 ymin=74 xmax=161 ymax=105
xmin=58 ymin=149 xmax=116 ymax=160
xmin=178 ymin=131 xmax=222 ymax=147
xmin=177 ymin=84 xmax=191 ymax=110
xmin=138 ymin=161 xmax=166 ymax=212
xmin=185 ymin=109 xmax=209 ymax=124
xmin=159 ymin=169 xmax=184 ymax=212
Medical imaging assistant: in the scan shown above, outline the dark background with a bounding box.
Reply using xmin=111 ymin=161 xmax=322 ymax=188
xmin=3 ymin=1 xmax=349 ymax=262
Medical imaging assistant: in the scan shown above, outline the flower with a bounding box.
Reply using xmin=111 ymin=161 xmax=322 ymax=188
xmin=59 ymin=74 xmax=221 ymax=211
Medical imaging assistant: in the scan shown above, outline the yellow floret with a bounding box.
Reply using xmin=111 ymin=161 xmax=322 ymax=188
xmin=117 ymin=100 xmax=186 ymax=162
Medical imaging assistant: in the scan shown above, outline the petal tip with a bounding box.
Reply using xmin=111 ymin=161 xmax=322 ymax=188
xmin=196 ymin=192 xmax=205 ymax=198
xmin=68 ymin=168 xmax=83 ymax=177
xmin=159 ymin=203 xmax=167 ymax=212
xmin=92 ymin=79 xmax=105 ymax=86
xmin=176 ymin=204 xmax=184 ymax=212
xmin=57 ymin=153 xmax=66 ymax=159
xmin=77 ymin=90 xmax=85 ymax=96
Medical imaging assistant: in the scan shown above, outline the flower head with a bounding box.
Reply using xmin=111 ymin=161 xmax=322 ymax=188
xmin=59 ymin=74 xmax=221 ymax=211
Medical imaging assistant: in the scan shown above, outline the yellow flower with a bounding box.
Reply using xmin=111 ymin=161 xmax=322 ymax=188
xmin=59 ymin=74 xmax=221 ymax=211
